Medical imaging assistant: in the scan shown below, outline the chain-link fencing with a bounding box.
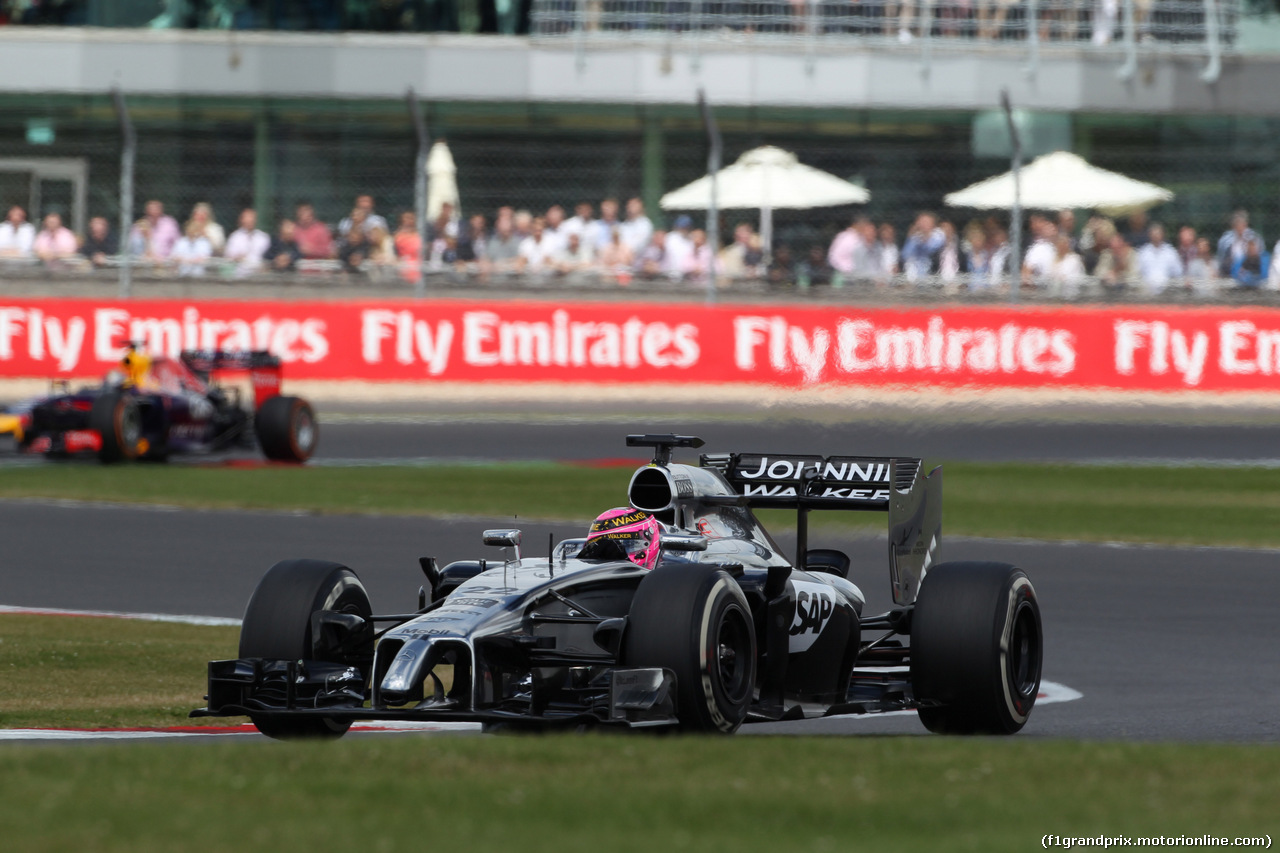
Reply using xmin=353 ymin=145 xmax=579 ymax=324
xmin=3 ymin=92 xmax=1280 ymax=301
xmin=530 ymin=0 xmax=1242 ymax=52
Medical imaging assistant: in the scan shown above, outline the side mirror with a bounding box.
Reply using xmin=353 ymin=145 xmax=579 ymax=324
xmin=483 ymin=529 xmax=522 ymax=562
xmin=554 ymin=537 xmax=588 ymax=561
xmin=661 ymin=534 xmax=708 ymax=552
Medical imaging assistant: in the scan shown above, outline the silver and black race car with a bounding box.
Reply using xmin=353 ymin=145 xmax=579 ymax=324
xmin=193 ymin=434 xmax=1042 ymax=737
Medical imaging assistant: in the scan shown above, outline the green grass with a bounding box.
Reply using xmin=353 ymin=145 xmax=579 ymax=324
xmin=0 ymin=615 xmax=239 ymax=730
xmin=0 ymin=736 xmax=1276 ymax=852
xmin=2 ymin=461 xmax=1280 ymax=547
xmin=0 ymin=461 xmax=622 ymax=520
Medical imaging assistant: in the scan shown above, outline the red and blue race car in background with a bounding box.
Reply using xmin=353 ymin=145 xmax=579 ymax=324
xmin=0 ymin=345 xmax=317 ymax=463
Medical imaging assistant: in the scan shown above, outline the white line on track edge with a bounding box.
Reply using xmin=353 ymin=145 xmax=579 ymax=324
xmin=0 ymin=604 xmax=241 ymax=627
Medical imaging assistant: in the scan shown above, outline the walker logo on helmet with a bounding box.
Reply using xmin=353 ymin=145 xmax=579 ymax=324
xmin=789 ymin=581 xmax=836 ymax=653
xmin=591 ymin=510 xmax=650 ymax=532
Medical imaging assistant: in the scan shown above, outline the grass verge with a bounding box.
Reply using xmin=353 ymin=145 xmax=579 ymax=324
xmin=0 ymin=615 xmax=238 ymax=730
xmin=2 ymin=461 xmax=1280 ymax=547
xmin=0 ymin=736 xmax=1277 ymax=852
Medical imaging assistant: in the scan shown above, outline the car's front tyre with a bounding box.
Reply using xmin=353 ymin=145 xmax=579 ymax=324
xmin=239 ymin=559 xmax=373 ymax=740
xmin=623 ymin=564 xmax=756 ymax=733
xmin=911 ymin=561 xmax=1042 ymax=735
xmin=255 ymin=395 xmax=318 ymax=462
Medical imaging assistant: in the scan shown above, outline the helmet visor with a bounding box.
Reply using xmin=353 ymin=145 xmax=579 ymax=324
xmin=592 ymin=531 xmax=650 ymax=559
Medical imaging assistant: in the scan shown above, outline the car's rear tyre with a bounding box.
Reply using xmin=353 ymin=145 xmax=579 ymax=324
xmin=239 ymin=559 xmax=373 ymax=740
xmin=911 ymin=561 xmax=1042 ymax=735
xmin=90 ymin=392 xmax=141 ymax=463
xmin=255 ymin=395 xmax=317 ymax=462
xmin=622 ymin=564 xmax=756 ymax=733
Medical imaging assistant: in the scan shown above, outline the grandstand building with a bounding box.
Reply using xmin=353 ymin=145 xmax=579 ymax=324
xmin=2 ymin=1 xmax=1279 ymax=245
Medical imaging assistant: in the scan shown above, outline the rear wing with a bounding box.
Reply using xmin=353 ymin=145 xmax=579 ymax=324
xmin=180 ymin=350 xmax=282 ymax=409
xmin=701 ymin=452 xmax=941 ymax=606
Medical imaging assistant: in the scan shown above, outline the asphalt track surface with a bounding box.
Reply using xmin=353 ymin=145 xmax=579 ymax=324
xmin=4 ymin=498 xmax=1278 ymax=742
xmin=311 ymin=417 xmax=1280 ymax=465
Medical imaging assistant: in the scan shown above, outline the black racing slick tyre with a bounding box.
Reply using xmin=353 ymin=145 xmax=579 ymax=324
xmin=623 ymin=564 xmax=756 ymax=733
xmin=910 ymin=562 xmax=1042 ymax=735
xmin=238 ymin=560 xmax=373 ymax=740
xmin=255 ymin=395 xmax=318 ymax=462
xmin=90 ymin=392 xmax=141 ymax=463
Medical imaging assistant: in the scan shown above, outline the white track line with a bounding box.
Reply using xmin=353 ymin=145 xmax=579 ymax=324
xmin=0 ymin=604 xmax=240 ymax=627
xmin=0 ymin=722 xmax=483 ymax=741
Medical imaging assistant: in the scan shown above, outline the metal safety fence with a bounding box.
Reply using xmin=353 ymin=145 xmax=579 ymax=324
xmin=530 ymin=0 xmax=1241 ymax=49
xmin=3 ymin=92 xmax=1280 ymax=303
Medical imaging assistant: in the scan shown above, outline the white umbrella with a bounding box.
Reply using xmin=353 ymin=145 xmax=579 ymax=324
xmin=944 ymin=150 xmax=1173 ymax=215
xmin=426 ymin=140 xmax=460 ymax=222
xmin=660 ymin=145 xmax=870 ymax=253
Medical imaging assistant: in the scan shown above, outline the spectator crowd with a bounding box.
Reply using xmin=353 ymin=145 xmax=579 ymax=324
xmin=0 ymin=193 xmax=1275 ymax=298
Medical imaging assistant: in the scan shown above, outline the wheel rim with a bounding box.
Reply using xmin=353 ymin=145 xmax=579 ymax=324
xmin=292 ymin=407 xmax=316 ymax=455
xmin=118 ymin=404 xmax=141 ymax=450
xmin=1006 ymin=600 xmax=1041 ymax=703
xmin=714 ymin=605 xmax=753 ymax=705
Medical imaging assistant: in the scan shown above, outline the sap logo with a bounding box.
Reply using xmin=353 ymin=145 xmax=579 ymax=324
xmin=788 ymin=581 xmax=836 ymax=653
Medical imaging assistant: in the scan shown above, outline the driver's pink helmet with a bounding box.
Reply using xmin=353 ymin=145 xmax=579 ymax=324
xmin=586 ymin=507 xmax=662 ymax=570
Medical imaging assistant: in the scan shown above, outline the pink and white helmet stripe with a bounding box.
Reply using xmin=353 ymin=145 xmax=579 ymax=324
xmin=586 ymin=507 xmax=663 ymax=570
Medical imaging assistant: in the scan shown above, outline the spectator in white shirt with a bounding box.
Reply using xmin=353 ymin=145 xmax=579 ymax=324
xmin=663 ymin=215 xmax=695 ymax=279
xmin=517 ymin=217 xmax=557 ymax=274
xmin=1022 ymin=217 xmax=1058 ymax=285
xmin=542 ymin=205 xmax=568 ymax=257
xmin=171 ymin=220 xmax=213 ymax=277
xmin=618 ymin=197 xmax=653 ymax=255
xmin=561 ymin=202 xmax=595 ymax=242
xmin=1046 ymin=234 xmax=1086 ymax=298
xmin=874 ymin=223 xmax=900 ymax=281
xmin=1136 ymin=224 xmax=1184 ymax=293
xmin=188 ymin=202 xmax=225 ymax=255
xmin=553 ymin=231 xmax=595 ymax=275
xmin=0 ymin=205 xmax=36 ymax=259
xmin=224 ymin=208 xmax=272 ymax=278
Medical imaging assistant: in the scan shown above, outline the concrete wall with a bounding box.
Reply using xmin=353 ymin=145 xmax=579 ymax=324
xmin=2 ymin=28 xmax=1277 ymax=116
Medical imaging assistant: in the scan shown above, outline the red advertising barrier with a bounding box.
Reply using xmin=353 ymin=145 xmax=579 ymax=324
xmin=3 ymin=298 xmax=1280 ymax=392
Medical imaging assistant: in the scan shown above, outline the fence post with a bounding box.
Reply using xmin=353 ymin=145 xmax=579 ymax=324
xmin=575 ymin=0 xmax=586 ymax=71
xmin=1117 ymin=0 xmax=1137 ymax=80
xmin=920 ymin=0 xmax=933 ymax=76
xmin=407 ymin=88 xmax=431 ymax=299
xmin=1201 ymin=0 xmax=1221 ymax=83
xmin=698 ymin=89 xmax=721 ymax=306
xmin=1026 ymin=0 xmax=1039 ymax=77
xmin=806 ymin=0 xmax=818 ymax=75
xmin=1002 ymin=89 xmax=1022 ymax=304
xmin=112 ymin=87 xmax=135 ymax=300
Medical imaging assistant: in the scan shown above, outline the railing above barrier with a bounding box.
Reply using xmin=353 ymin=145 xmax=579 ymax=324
xmin=531 ymin=0 xmax=1239 ymax=51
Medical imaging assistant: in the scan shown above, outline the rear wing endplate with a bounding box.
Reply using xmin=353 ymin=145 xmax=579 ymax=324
xmin=701 ymin=452 xmax=941 ymax=606
xmin=181 ymin=350 xmax=282 ymax=409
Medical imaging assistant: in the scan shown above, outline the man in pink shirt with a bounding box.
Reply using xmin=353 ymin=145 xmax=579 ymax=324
xmin=33 ymin=213 xmax=78 ymax=263
xmin=827 ymin=218 xmax=865 ymax=276
xmin=294 ymin=203 xmax=334 ymax=260
xmin=132 ymin=200 xmax=180 ymax=259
